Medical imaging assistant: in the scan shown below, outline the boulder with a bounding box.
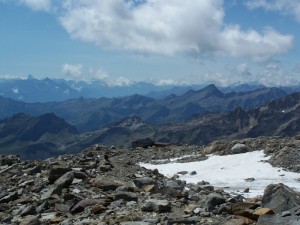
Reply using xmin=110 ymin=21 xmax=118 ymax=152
xmin=257 ymin=213 xmax=300 ymax=225
xmin=133 ymin=177 xmax=157 ymax=188
xmin=165 ymin=179 xmax=185 ymax=190
xmin=142 ymin=199 xmax=171 ymax=213
xmin=54 ymin=171 xmax=74 ymax=191
xmin=261 ymin=183 xmax=300 ymax=213
xmin=48 ymin=167 xmax=72 ymax=184
xmin=231 ymin=143 xmax=248 ymax=154
xmin=256 ymin=184 xmax=300 ymax=225
xmin=206 ymin=192 xmax=226 ymax=211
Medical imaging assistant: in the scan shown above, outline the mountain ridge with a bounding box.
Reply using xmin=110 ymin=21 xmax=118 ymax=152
xmin=0 ymin=84 xmax=288 ymax=132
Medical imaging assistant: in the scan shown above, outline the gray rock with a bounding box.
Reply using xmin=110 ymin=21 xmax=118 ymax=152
xmin=261 ymin=183 xmax=300 ymax=213
xmin=115 ymin=191 xmax=138 ymax=202
xmin=59 ymin=219 xmax=73 ymax=225
xmin=48 ymin=167 xmax=72 ymax=184
xmin=116 ymin=186 xmax=135 ymax=192
xmin=133 ymin=177 xmax=157 ymax=188
xmin=70 ymin=199 xmax=103 ymax=214
xmin=120 ymin=222 xmax=151 ymax=225
xmin=0 ymin=191 xmax=18 ymax=203
xmin=54 ymin=171 xmax=74 ymax=191
xmin=36 ymin=201 xmax=49 ymax=213
xmin=20 ymin=205 xmax=36 ymax=216
xmin=257 ymin=213 xmax=300 ymax=225
xmin=93 ymin=176 xmax=125 ymax=191
xmin=206 ymin=192 xmax=226 ymax=211
xmin=165 ymin=180 xmax=185 ymax=190
xmin=282 ymin=210 xmax=292 ymax=217
xmin=40 ymin=186 xmax=61 ymax=200
xmin=142 ymin=199 xmax=171 ymax=213
xmin=27 ymin=166 xmax=41 ymax=175
xmin=230 ymin=143 xmax=248 ymax=154
xmin=19 ymin=215 xmax=41 ymax=225
xmin=190 ymin=171 xmax=197 ymax=175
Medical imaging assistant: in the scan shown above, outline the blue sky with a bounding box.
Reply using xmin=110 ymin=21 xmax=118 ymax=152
xmin=0 ymin=0 xmax=300 ymax=86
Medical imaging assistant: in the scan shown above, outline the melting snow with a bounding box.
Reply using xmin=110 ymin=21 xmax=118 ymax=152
xmin=140 ymin=150 xmax=300 ymax=198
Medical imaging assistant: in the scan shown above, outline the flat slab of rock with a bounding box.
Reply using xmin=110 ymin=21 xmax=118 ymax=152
xmin=92 ymin=176 xmax=126 ymax=191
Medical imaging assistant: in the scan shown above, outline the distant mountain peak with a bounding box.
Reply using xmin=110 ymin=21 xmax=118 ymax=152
xmin=200 ymin=84 xmax=223 ymax=97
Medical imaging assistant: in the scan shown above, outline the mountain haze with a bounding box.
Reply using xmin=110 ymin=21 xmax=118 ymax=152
xmin=0 ymin=85 xmax=287 ymax=132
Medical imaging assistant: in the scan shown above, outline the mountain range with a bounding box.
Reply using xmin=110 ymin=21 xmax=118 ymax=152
xmin=0 ymin=90 xmax=299 ymax=159
xmin=1 ymin=75 xmax=299 ymax=102
xmin=87 ymin=91 xmax=300 ymax=147
xmin=0 ymin=84 xmax=288 ymax=132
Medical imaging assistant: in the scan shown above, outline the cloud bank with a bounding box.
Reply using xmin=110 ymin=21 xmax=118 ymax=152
xmin=2 ymin=0 xmax=294 ymax=60
xmin=57 ymin=0 xmax=293 ymax=60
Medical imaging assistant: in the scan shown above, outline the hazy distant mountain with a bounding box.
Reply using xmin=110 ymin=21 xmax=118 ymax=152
xmin=0 ymin=75 xmax=298 ymax=103
xmin=0 ymin=113 xmax=78 ymax=159
xmin=0 ymin=76 xmax=176 ymax=102
xmin=88 ymin=91 xmax=300 ymax=147
xmin=0 ymin=91 xmax=299 ymax=159
xmin=0 ymin=84 xmax=288 ymax=132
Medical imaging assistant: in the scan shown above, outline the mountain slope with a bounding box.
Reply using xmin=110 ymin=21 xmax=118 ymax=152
xmin=0 ymin=92 xmax=299 ymax=159
xmin=0 ymin=85 xmax=288 ymax=132
xmin=87 ymin=92 xmax=300 ymax=147
xmin=0 ymin=113 xmax=78 ymax=159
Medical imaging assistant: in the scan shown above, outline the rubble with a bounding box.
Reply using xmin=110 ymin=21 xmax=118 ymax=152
xmin=0 ymin=136 xmax=300 ymax=224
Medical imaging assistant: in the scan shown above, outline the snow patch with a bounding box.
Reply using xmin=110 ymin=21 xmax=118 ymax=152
xmin=140 ymin=150 xmax=300 ymax=198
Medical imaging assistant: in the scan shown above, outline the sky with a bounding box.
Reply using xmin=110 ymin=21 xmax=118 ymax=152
xmin=1 ymin=0 xmax=300 ymax=86
xmin=140 ymin=150 xmax=300 ymax=198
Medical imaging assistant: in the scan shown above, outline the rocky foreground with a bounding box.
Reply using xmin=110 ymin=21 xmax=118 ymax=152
xmin=1 ymin=136 xmax=300 ymax=225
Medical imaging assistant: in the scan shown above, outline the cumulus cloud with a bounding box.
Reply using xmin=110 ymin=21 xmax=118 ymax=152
xmin=219 ymin=26 xmax=293 ymax=60
xmin=57 ymin=0 xmax=293 ymax=60
xmin=156 ymin=79 xmax=180 ymax=86
xmin=88 ymin=67 xmax=109 ymax=81
xmin=1 ymin=0 xmax=294 ymax=63
xmin=114 ymin=76 xmax=133 ymax=86
xmin=62 ymin=63 xmax=83 ymax=80
xmin=245 ymin=0 xmax=300 ymax=22
xmin=19 ymin=0 xmax=52 ymax=12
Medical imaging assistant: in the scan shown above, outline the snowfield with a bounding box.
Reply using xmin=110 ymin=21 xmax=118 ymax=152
xmin=140 ymin=150 xmax=300 ymax=198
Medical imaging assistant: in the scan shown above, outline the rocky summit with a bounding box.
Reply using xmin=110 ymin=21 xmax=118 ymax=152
xmin=1 ymin=136 xmax=300 ymax=225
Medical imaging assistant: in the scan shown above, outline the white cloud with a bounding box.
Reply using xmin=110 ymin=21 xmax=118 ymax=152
xmin=0 ymin=74 xmax=27 ymax=79
xmin=236 ymin=63 xmax=251 ymax=76
xmin=62 ymin=63 xmax=82 ymax=79
xmin=88 ymin=67 xmax=109 ymax=81
xmin=19 ymin=0 xmax=52 ymax=12
xmin=57 ymin=0 xmax=293 ymax=60
xmin=225 ymin=63 xmax=253 ymax=84
xmin=114 ymin=76 xmax=133 ymax=86
xmin=245 ymin=0 xmax=300 ymax=22
xmin=156 ymin=79 xmax=180 ymax=86
xmin=256 ymin=62 xmax=300 ymax=86
xmin=219 ymin=26 xmax=293 ymax=60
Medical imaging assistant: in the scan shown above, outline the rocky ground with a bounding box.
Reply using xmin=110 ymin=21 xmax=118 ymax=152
xmin=0 ymin=135 xmax=300 ymax=224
